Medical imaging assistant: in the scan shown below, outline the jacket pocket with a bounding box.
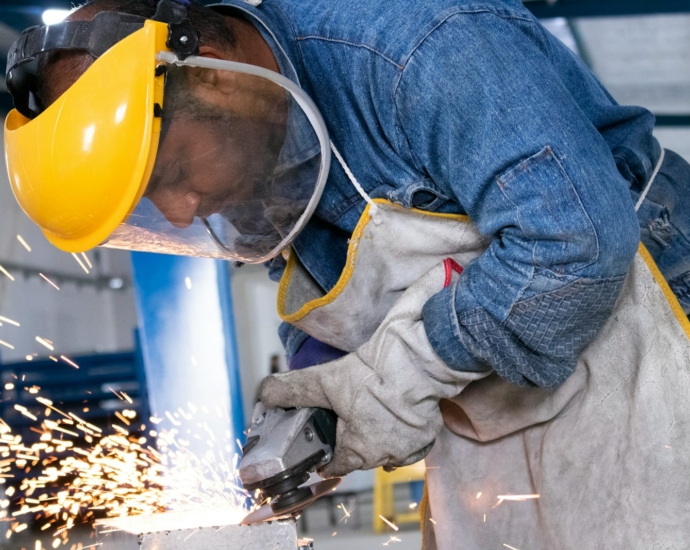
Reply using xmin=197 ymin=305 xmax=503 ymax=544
xmin=496 ymin=145 xmax=598 ymax=274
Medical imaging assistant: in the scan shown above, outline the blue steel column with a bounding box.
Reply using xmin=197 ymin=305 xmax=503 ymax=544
xmin=130 ymin=252 xmax=246 ymax=450
xmin=216 ymin=260 xmax=246 ymax=444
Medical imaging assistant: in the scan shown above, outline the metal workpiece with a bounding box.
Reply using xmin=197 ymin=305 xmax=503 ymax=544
xmin=97 ymin=518 xmax=311 ymax=549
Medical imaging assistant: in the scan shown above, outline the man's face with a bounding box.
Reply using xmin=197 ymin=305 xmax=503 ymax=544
xmin=145 ymin=117 xmax=276 ymax=228
xmin=144 ymin=67 xmax=288 ymax=228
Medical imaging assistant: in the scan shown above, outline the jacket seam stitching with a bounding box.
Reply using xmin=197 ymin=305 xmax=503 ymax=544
xmin=490 ymin=178 xmax=540 ymax=304
xmin=296 ymin=36 xmax=404 ymax=69
xmin=448 ymin=279 xmax=468 ymax=352
xmin=395 ymin=9 xmax=536 ymax=87
xmin=534 ymin=15 xmax=556 ymax=59
xmin=270 ymin=4 xmax=310 ymax=78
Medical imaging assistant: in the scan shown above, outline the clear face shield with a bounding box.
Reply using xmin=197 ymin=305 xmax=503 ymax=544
xmin=104 ymin=52 xmax=330 ymax=263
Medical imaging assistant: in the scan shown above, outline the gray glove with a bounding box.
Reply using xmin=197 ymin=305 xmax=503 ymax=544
xmin=260 ymin=261 xmax=491 ymax=477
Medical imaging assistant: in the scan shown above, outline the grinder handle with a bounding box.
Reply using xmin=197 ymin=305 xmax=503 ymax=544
xmin=311 ymin=408 xmax=337 ymax=451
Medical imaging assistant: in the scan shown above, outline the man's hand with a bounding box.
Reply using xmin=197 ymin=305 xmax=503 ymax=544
xmin=260 ymin=261 xmax=491 ymax=477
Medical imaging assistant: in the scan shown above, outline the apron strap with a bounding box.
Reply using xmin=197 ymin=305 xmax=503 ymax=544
xmin=330 ymin=141 xmax=383 ymax=224
xmin=443 ymin=258 xmax=464 ymax=287
xmin=634 ymin=148 xmax=666 ymax=212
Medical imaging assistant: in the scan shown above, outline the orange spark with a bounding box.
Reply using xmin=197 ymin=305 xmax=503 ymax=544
xmin=114 ymin=411 xmax=130 ymax=426
xmin=496 ymin=494 xmax=540 ymax=501
xmin=81 ymin=253 xmax=93 ymax=269
xmin=14 ymin=405 xmax=38 ymax=421
xmin=0 ymin=316 xmax=20 ymax=326
xmin=59 ymin=356 xmax=80 ymax=369
xmin=39 ymin=274 xmax=60 ymax=290
xmin=36 ymin=337 xmax=55 ymax=351
xmin=71 ymin=254 xmax=89 ymax=274
xmin=379 ymin=515 xmax=399 ymax=532
xmin=17 ymin=235 xmax=31 ymax=252
xmin=0 ymin=265 xmax=15 ymax=281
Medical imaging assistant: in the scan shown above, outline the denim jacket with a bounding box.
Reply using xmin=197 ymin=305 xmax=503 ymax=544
xmin=215 ymin=0 xmax=689 ymax=387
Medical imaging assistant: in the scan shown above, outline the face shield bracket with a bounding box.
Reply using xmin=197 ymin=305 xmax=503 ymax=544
xmin=153 ymin=0 xmax=200 ymax=59
xmin=5 ymin=0 xmax=198 ymax=119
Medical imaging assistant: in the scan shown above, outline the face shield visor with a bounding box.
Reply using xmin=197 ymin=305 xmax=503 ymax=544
xmin=107 ymin=52 xmax=328 ymax=262
xmin=4 ymin=9 xmax=330 ymax=263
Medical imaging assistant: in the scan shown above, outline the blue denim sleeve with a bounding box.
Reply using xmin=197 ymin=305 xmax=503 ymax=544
xmin=394 ymin=12 xmax=640 ymax=387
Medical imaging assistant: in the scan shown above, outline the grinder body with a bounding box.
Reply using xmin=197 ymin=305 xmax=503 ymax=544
xmin=239 ymin=405 xmax=337 ymax=517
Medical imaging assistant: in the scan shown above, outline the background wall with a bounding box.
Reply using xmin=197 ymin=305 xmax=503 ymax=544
xmin=0 ymin=132 xmax=138 ymax=364
xmin=230 ymin=264 xmax=286 ymax=425
xmin=570 ymin=14 xmax=690 ymax=159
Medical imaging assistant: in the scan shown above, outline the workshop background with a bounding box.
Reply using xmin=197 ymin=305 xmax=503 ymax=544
xmin=0 ymin=1 xmax=688 ymax=549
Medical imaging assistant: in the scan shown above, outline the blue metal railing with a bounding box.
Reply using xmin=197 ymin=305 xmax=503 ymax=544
xmin=0 ymin=333 xmax=149 ymax=441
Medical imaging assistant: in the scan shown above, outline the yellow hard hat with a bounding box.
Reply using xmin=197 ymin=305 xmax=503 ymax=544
xmin=5 ymin=20 xmax=168 ymax=252
xmin=4 ymin=1 xmax=330 ymax=263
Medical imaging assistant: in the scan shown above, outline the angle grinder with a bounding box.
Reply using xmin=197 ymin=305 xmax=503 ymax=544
xmin=239 ymin=403 xmax=341 ymax=524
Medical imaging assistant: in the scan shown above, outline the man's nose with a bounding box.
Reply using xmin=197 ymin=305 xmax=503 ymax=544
xmin=149 ymin=189 xmax=201 ymax=229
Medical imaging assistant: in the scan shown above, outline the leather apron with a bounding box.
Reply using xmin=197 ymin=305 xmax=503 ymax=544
xmin=277 ymin=167 xmax=690 ymax=549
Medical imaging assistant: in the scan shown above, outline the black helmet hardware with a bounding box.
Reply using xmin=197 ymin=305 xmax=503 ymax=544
xmin=6 ymin=0 xmax=201 ymax=120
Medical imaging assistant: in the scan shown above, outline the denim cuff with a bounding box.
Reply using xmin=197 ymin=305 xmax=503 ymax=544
xmin=422 ymin=286 xmax=489 ymax=372
xmin=278 ymin=321 xmax=310 ymax=362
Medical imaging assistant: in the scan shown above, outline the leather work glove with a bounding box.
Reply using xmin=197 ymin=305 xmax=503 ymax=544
xmin=259 ymin=260 xmax=491 ymax=478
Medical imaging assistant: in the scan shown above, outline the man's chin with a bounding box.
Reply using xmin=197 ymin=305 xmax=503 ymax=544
xmin=168 ymin=219 xmax=195 ymax=229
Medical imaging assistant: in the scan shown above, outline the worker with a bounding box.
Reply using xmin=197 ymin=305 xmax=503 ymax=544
xmin=5 ymin=0 xmax=690 ymax=547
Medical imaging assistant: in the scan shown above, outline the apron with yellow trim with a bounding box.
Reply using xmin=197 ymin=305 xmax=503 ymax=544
xmin=278 ymin=195 xmax=690 ymax=549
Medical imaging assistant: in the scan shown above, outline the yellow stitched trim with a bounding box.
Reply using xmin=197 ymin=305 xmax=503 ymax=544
xmin=277 ymin=199 xmax=471 ymax=322
xmin=398 ymin=198 xmax=470 ymax=222
xmin=276 ymin=246 xmax=298 ymax=320
xmin=638 ymin=243 xmax=690 ymax=340
xmin=278 ymin=200 xmax=372 ymax=322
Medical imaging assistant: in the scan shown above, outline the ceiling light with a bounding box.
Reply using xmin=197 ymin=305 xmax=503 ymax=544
xmin=42 ymin=9 xmax=71 ymax=26
xmin=109 ymin=277 xmax=124 ymax=290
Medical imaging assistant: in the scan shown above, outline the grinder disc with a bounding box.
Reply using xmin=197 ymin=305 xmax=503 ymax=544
xmin=241 ymin=478 xmax=342 ymax=525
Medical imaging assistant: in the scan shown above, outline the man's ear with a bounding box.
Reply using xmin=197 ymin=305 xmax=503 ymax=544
xmin=184 ymin=52 xmax=288 ymax=122
xmin=197 ymin=45 xmax=226 ymax=60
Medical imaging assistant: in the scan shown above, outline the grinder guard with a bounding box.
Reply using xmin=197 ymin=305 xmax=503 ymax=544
xmin=240 ymin=405 xmax=338 ymax=519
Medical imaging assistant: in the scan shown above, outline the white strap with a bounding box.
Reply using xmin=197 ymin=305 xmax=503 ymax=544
xmin=330 ymin=142 xmax=382 ymax=224
xmin=635 ymin=148 xmax=665 ymax=212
